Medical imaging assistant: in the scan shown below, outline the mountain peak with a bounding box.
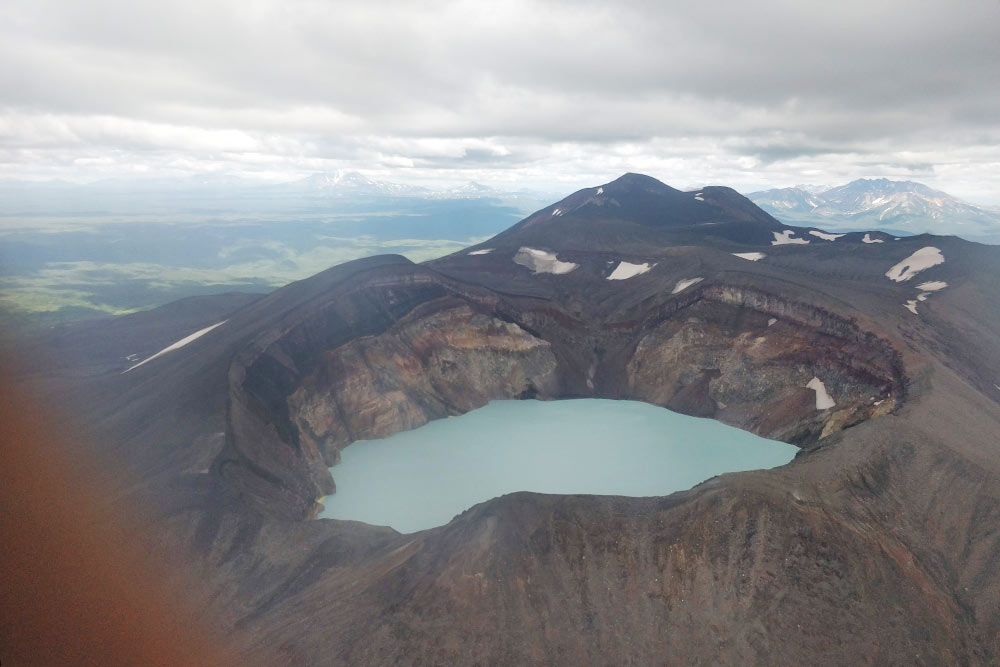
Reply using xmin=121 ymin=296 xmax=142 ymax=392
xmin=299 ymin=170 xmax=379 ymax=188
xmin=288 ymin=171 xmax=428 ymax=196
xmin=449 ymin=181 xmax=497 ymax=195
xmin=603 ymin=172 xmax=681 ymax=195
xmin=489 ymin=172 xmax=781 ymax=250
xmin=748 ymin=177 xmax=1000 ymax=240
xmin=827 ymin=178 xmax=945 ymax=199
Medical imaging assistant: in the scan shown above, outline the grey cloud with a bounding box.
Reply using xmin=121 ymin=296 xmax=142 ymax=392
xmin=1 ymin=0 xmax=999 ymax=200
xmin=886 ymin=162 xmax=937 ymax=176
xmin=735 ymin=143 xmax=860 ymax=165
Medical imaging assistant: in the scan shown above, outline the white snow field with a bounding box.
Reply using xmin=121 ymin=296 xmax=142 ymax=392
xmin=672 ymin=277 xmax=703 ymax=294
xmin=123 ymin=320 xmax=227 ymax=373
xmin=607 ymin=261 xmax=655 ymax=280
xmin=772 ymin=230 xmax=810 ymax=245
xmin=806 ymin=377 xmax=836 ymax=410
xmin=513 ymin=247 xmax=579 ymax=275
xmin=885 ymin=247 xmax=944 ymax=282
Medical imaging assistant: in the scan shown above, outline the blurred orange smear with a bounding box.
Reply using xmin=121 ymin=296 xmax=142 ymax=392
xmin=0 ymin=363 xmax=240 ymax=666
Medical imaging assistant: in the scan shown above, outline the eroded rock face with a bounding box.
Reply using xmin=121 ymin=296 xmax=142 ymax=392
xmin=288 ymin=303 xmax=559 ymax=467
xmin=626 ymin=297 xmax=900 ymax=445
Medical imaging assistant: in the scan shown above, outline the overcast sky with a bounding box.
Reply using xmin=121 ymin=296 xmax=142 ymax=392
xmin=2 ymin=0 xmax=999 ymax=200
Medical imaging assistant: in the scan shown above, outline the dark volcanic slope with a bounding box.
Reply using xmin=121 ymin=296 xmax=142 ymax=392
xmin=26 ymin=173 xmax=1000 ymax=665
xmin=488 ymin=172 xmax=784 ymax=251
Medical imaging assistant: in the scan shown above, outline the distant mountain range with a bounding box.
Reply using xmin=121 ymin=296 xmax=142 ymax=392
xmin=0 ymin=171 xmax=559 ymax=222
xmin=5 ymin=173 xmax=999 ymax=243
xmin=260 ymin=171 xmax=554 ymax=203
xmin=286 ymin=170 xmax=432 ymax=197
xmin=748 ymin=178 xmax=1000 ymax=242
xmin=0 ymin=170 xmax=553 ymax=203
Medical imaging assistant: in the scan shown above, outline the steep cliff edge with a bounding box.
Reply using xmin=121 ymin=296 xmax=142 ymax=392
xmin=289 ymin=303 xmax=560 ymax=465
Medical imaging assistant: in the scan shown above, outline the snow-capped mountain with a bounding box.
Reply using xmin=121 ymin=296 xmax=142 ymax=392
xmin=284 ymin=170 xmax=431 ymax=197
xmin=819 ymin=179 xmax=970 ymax=221
xmin=794 ymin=183 xmax=832 ymax=195
xmin=748 ymin=186 xmax=827 ymax=213
xmin=748 ymin=178 xmax=1000 ymax=242
xmin=444 ymin=181 xmax=499 ymax=197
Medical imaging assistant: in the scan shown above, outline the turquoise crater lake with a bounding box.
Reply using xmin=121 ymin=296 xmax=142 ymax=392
xmin=318 ymin=399 xmax=798 ymax=533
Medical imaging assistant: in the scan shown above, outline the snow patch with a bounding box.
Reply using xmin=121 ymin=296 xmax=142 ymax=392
xmin=596 ymin=187 xmax=603 ymax=195
xmin=123 ymin=321 xmax=228 ymax=373
xmin=768 ymin=318 xmax=777 ymax=327
xmin=808 ymin=230 xmax=845 ymax=241
xmin=885 ymin=247 xmax=944 ymax=282
xmin=468 ymin=248 xmax=494 ymax=255
xmin=694 ymin=194 xmax=705 ymax=201
xmin=732 ymin=252 xmax=766 ymax=261
xmin=916 ymin=293 xmax=930 ymax=302
xmin=513 ymin=247 xmax=578 ymax=275
xmin=903 ymin=300 xmax=919 ymax=314
xmin=607 ymin=261 xmax=655 ymax=280
xmin=916 ymin=281 xmax=947 ymax=291
xmin=552 ymin=208 xmax=563 ymax=216
xmin=672 ymin=277 xmax=703 ymax=294
xmin=771 ymin=230 xmax=810 ymax=245
xmin=806 ymin=377 xmax=836 ymax=410
xmin=862 ymin=233 xmax=884 ymax=244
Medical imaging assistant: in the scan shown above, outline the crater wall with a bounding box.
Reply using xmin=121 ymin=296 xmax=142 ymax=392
xmin=221 ymin=270 xmax=905 ymax=521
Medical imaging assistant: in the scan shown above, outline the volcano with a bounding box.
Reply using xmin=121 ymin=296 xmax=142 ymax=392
xmin=19 ymin=173 xmax=1000 ymax=665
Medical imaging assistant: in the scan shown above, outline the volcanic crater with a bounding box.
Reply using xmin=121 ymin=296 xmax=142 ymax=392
xmin=25 ymin=173 xmax=1000 ymax=665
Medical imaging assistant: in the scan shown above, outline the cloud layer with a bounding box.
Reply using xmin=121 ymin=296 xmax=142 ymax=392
xmin=3 ymin=0 xmax=999 ymax=200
